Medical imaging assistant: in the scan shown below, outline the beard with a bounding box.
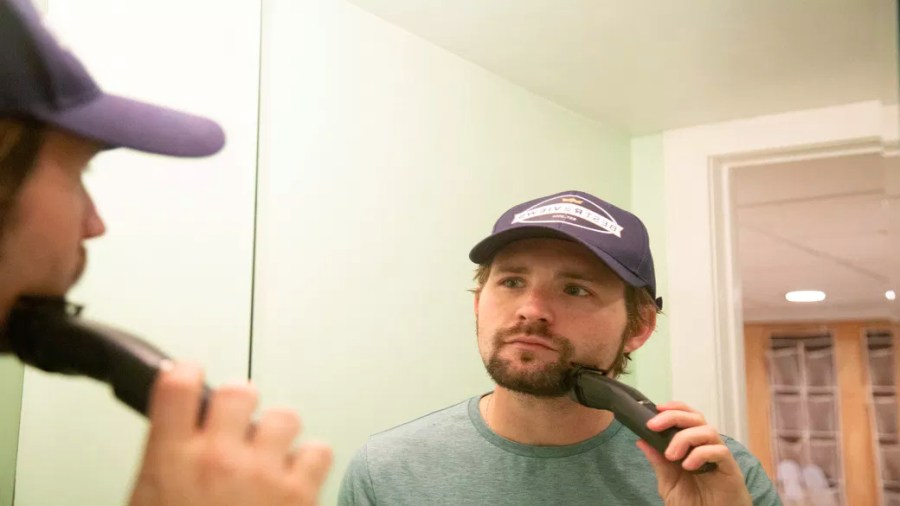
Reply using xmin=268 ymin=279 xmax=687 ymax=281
xmin=71 ymin=245 xmax=87 ymax=285
xmin=483 ymin=320 xmax=578 ymax=398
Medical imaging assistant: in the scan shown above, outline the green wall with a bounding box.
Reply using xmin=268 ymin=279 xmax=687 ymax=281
xmin=628 ymin=134 xmax=672 ymax=402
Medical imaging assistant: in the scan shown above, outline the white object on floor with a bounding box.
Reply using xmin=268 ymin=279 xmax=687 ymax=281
xmin=803 ymin=464 xmax=838 ymax=506
xmin=778 ymin=459 xmax=806 ymax=502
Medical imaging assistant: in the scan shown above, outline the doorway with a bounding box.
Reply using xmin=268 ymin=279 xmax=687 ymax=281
xmin=734 ymin=151 xmax=898 ymax=505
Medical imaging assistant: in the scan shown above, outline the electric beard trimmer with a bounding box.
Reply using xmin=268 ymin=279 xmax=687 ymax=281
xmin=568 ymin=365 xmax=717 ymax=474
xmin=2 ymin=295 xmax=211 ymax=421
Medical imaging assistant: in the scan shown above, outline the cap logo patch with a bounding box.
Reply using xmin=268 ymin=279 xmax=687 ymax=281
xmin=512 ymin=194 xmax=624 ymax=237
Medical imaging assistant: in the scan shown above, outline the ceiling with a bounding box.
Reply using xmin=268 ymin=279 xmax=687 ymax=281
xmin=735 ymin=153 xmax=900 ymax=322
xmin=344 ymin=1 xmax=900 ymax=321
xmin=346 ymin=0 xmax=898 ymax=134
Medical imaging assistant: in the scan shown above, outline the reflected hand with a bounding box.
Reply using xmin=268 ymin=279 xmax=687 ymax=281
xmin=637 ymin=401 xmax=752 ymax=506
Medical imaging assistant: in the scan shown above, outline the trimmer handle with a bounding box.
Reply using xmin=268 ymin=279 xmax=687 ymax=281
xmin=569 ymin=366 xmax=717 ymax=474
xmin=4 ymin=296 xmax=210 ymax=421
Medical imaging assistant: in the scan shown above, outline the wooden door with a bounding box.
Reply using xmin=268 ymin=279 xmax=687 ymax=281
xmin=744 ymin=321 xmax=895 ymax=506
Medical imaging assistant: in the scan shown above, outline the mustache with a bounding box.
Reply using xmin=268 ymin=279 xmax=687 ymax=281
xmin=494 ymin=321 xmax=565 ymax=344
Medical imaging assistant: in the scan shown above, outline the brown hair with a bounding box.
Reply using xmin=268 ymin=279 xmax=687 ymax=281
xmin=472 ymin=262 xmax=661 ymax=377
xmin=0 ymin=117 xmax=44 ymax=236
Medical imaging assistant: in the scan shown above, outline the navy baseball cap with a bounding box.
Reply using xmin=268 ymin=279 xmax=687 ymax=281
xmin=469 ymin=190 xmax=662 ymax=309
xmin=0 ymin=0 xmax=224 ymax=156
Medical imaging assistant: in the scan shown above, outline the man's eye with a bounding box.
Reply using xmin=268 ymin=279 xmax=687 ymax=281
xmin=500 ymin=278 xmax=525 ymax=288
xmin=564 ymin=285 xmax=591 ymax=297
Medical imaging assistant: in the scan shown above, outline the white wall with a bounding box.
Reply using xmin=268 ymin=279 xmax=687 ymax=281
xmin=663 ymin=100 xmax=899 ymax=443
xmin=253 ymin=0 xmax=631 ymax=502
xmin=13 ymin=1 xmax=261 ymax=504
xmin=0 ymin=356 xmax=22 ymax=506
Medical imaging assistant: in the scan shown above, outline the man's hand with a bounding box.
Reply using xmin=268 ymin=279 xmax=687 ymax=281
xmin=129 ymin=363 xmax=332 ymax=506
xmin=636 ymin=401 xmax=753 ymax=506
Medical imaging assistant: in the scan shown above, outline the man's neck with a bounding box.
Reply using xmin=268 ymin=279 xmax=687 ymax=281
xmin=478 ymin=386 xmax=615 ymax=446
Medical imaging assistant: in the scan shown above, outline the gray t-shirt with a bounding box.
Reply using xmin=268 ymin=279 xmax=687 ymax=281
xmin=339 ymin=395 xmax=781 ymax=505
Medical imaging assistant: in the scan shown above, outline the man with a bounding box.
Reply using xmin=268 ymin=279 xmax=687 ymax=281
xmin=0 ymin=0 xmax=331 ymax=504
xmin=339 ymin=190 xmax=780 ymax=505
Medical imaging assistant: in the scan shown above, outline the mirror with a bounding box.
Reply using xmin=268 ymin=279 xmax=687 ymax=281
xmin=1 ymin=0 xmax=897 ymax=504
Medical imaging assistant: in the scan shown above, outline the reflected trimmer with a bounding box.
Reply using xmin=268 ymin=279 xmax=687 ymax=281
xmin=568 ymin=365 xmax=717 ymax=474
xmin=2 ymin=295 xmax=210 ymax=421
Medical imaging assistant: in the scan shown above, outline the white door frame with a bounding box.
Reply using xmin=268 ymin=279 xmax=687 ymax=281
xmin=662 ymin=100 xmax=898 ymax=442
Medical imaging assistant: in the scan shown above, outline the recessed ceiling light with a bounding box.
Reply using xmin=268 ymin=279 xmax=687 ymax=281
xmin=785 ymin=290 xmax=826 ymax=303
xmin=887 ymin=290 xmax=897 ymax=301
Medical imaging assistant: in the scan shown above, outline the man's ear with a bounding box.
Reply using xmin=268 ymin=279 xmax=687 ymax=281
xmin=474 ymin=290 xmax=480 ymax=318
xmin=623 ymin=308 xmax=657 ymax=353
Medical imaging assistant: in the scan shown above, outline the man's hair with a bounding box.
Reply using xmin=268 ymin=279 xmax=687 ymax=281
xmin=472 ymin=261 xmax=660 ymax=377
xmin=0 ymin=117 xmax=44 ymax=237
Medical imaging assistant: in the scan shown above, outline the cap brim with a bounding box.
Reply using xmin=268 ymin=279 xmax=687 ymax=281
xmin=469 ymin=226 xmax=648 ymax=289
xmin=33 ymin=92 xmax=225 ymax=157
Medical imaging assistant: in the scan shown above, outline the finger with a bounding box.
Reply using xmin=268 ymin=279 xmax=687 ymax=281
xmin=290 ymin=441 xmax=333 ymax=490
xmin=680 ymin=443 xmax=743 ymax=475
xmin=203 ymin=382 xmax=259 ymax=442
xmin=146 ymin=362 xmax=205 ymax=445
xmin=647 ymin=409 xmax=706 ymax=432
xmin=655 ymin=401 xmax=702 ymax=414
xmin=636 ymin=439 xmax=681 ymax=486
xmin=636 ymin=438 xmax=666 ymax=466
xmin=252 ymin=408 xmax=301 ymax=464
xmin=665 ymin=425 xmax=722 ymax=461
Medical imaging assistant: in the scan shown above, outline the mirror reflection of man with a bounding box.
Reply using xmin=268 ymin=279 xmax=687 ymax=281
xmin=0 ymin=0 xmax=332 ymax=504
xmin=340 ymin=190 xmax=781 ymax=505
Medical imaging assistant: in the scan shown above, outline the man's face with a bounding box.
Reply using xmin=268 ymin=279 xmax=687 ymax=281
xmin=0 ymin=129 xmax=105 ymax=301
xmin=474 ymin=238 xmax=643 ymax=397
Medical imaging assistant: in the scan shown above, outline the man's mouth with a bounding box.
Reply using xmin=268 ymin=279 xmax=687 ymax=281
xmin=506 ymin=335 xmax=557 ymax=351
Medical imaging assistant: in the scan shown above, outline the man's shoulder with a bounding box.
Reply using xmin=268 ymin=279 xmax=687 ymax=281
xmin=346 ymin=395 xmax=487 ymax=477
xmin=720 ymin=435 xmax=781 ymax=504
xmin=721 ymin=434 xmax=761 ymax=464
xmin=367 ymin=396 xmax=475 ymax=448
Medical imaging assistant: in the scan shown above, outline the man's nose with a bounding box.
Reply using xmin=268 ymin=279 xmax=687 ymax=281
xmin=515 ymin=286 xmax=555 ymax=324
xmin=83 ymin=191 xmax=106 ymax=239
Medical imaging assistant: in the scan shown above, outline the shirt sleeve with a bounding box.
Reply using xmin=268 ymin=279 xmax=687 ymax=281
xmin=725 ymin=437 xmax=784 ymax=506
xmin=744 ymin=459 xmax=784 ymax=505
xmin=338 ymin=443 xmax=378 ymax=506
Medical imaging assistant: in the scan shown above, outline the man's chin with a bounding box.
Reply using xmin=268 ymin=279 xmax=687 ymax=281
xmin=20 ymin=282 xmax=73 ymax=301
xmin=72 ymin=256 xmax=86 ymax=285
xmin=487 ymin=359 xmax=573 ymax=397
xmin=501 ymin=380 xmax=572 ymax=399
xmin=503 ymin=352 xmax=569 ymax=374
xmin=29 ymin=260 xmax=84 ymax=297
